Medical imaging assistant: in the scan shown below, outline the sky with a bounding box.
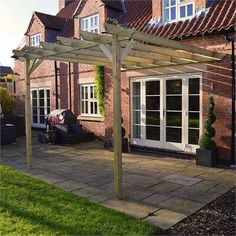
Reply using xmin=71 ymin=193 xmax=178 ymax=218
xmin=0 ymin=0 xmax=58 ymax=67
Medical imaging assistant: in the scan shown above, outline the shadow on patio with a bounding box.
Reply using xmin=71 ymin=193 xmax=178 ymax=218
xmin=1 ymin=131 xmax=235 ymax=230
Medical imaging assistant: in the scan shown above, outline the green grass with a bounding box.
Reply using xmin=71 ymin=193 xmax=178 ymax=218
xmin=0 ymin=165 xmax=159 ymax=235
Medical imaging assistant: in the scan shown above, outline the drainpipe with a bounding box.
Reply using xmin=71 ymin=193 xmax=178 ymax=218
xmin=225 ymin=34 xmax=235 ymax=166
xmin=68 ymin=62 xmax=72 ymax=111
xmin=54 ymin=61 xmax=59 ymax=109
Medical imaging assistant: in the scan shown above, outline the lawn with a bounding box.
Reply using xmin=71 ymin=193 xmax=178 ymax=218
xmin=0 ymin=165 xmax=159 ymax=235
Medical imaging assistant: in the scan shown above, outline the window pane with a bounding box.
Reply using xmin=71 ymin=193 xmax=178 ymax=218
xmin=170 ymin=7 xmax=176 ymax=20
xmin=39 ymin=90 xmax=44 ymax=98
xmin=85 ymin=87 xmax=88 ymax=99
xmin=146 ymin=97 xmax=160 ymax=110
xmin=180 ymin=6 xmax=186 ymax=18
xmin=146 ymin=126 xmax=160 ymax=141
xmin=90 ymin=86 xmax=94 ymax=98
xmin=146 ymin=81 xmax=160 ymax=95
xmin=133 ymin=111 xmax=141 ymax=124
xmin=32 ymin=90 xmax=37 ymax=98
xmin=189 ymin=129 xmax=199 ymax=145
xmin=189 ymin=78 xmax=200 ymax=94
xmin=91 ymin=102 xmax=94 ymax=114
xmin=91 ymin=17 xmax=94 ymax=27
xmin=33 ymin=108 xmax=38 ymax=115
xmin=171 ymin=0 xmax=176 ymax=6
xmin=164 ymin=0 xmax=169 ymax=7
xmin=189 ymin=96 xmax=200 ymax=111
xmin=95 ymin=16 xmax=98 ymax=25
xmin=189 ymin=112 xmax=199 ymax=128
xmin=164 ymin=9 xmax=169 ymax=22
xmin=166 ymin=112 xmax=182 ymax=126
xmin=166 ymin=128 xmax=182 ymax=143
xmin=85 ymin=101 xmax=88 ymax=113
xmin=40 ymin=99 xmax=44 ymax=106
xmin=133 ymin=97 xmax=140 ymax=110
xmin=82 ymin=101 xmax=84 ymax=113
xmin=95 ymin=102 xmax=98 ymax=114
xmin=81 ymin=19 xmax=84 ymax=30
xmin=133 ymin=82 xmax=140 ymax=95
xmin=40 ymin=108 xmax=44 ymax=116
xmin=47 ymin=108 xmax=50 ymax=114
xmin=187 ymin=4 xmax=193 ymax=16
xmin=33 ymin=116 xmax=38 ymax=123
xmin=32 ymin=99 xmax=37 ymax=106
xmin=167 ymin=80 xmax=182 ymax=94
xmin=40 ymin=116 xmax=45 ymax=124
xmin=146 ymin=112 xmax=160 ymax=125
xmin=167 ymin=96 xmax=182 ymax=110
xmin=82 ymin=87 xmax=84 ymax=99
xmin=133 ymin=125 xmax=141 ymax=138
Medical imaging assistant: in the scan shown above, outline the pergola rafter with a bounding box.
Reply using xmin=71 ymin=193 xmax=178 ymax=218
xmin=12 ymin=23 xmax=225 ymax=200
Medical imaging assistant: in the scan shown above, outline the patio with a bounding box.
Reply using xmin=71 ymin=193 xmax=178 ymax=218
xmin=1 ymin=132 xmax=235 ymax=230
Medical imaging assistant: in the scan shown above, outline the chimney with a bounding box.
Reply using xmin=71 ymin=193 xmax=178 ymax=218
xmin=59 ymin=0 xmax=74 ymax=11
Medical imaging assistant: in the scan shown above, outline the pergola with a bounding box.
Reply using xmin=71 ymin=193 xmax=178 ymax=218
xmin=13 ymin=23 xmax=225 ymax=199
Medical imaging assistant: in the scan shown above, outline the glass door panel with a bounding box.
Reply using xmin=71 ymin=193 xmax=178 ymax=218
xmin=146 ymin=81 xmax=160 ymax=141
xmin=165 ymin=79 xmax=182 ymax=144
xmin=188 ymin=78 xmax=200 ymax=145
xmin=132 ymin=82 xmax=141 ymax=139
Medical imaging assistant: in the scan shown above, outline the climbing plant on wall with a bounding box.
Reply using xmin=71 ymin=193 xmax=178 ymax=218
xmin=94 ymin=65 xmax=105 ymax=116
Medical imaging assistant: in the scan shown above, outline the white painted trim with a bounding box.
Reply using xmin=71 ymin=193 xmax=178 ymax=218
xmin=31 ymin=87 xmax=50 ymax=128
xmin=130 ymin=73 xmax=202 ymax=153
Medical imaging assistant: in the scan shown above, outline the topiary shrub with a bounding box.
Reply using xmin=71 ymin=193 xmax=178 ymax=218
xmin=0 ymin=87 xmax=16 ymax=114
xmin=198 ymin=96 xmax=216 ymax=150
xmin=94 ymin=65 xmax=105 ymax=116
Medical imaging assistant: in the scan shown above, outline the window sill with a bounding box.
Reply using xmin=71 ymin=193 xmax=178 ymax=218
xmin=77 ymin=115 xmax=104 ymax=122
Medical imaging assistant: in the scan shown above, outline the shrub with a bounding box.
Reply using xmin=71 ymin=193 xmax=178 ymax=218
xmin=0 ymin=87 xmax=16 ymax=114
xmin=198 ymin=96 xmax=216 ymax=150
xmin=94 ymin=65 xmax=105 ymax=116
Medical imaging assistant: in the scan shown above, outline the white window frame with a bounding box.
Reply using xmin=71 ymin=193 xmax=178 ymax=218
xmin=130 ymin=73 xmax=202 ymax=154
xmin=31 ymin=88 xmax=50 ymax=128
xmin=80 ymin=14 xmax=99 ymax=34
xmin=80 ymin=84 xmax=100 ymax=117
xmin=30 ymin=33 xmax=41 ymax=47
xmin=163 ymin=0 xmax=195 ymax=23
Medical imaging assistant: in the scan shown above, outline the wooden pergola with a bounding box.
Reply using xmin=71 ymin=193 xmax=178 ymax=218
xmin=13 ymin=23 xmax=225 ymax=200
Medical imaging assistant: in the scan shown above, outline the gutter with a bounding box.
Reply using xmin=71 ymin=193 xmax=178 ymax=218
xmin=225 ymin=34 xmax=236 ymax=166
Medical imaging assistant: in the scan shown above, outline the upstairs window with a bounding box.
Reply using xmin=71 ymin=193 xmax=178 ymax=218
xmin=30 ymin=33 xmax=41 ymax=47
xmin=80 ymin=14 xmax=99 ymax=34
xmin=163 ymin=0 xmax=194 ymax=23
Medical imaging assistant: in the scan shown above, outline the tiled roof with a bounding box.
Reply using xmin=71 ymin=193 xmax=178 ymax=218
xmin=34 ymin=12 xmax=66 ymax=31
xmin=57 ymin=0 xmax=81 ymax=18
xmin=117 ymin=0 xmax=235 ymax=39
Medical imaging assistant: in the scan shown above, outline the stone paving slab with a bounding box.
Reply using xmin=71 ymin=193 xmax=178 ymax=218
xmin=145 ymin=209 xmax=187 ymax=230
xmin=142 ymin=193 xmax=173 ymax=206
xmin=55 ymin=180 xmax=88 ymax=192
xmin=33 ymin=172 xmax=67 ymax=184
xmin=162 ymin=174 xmax=202 ymax=186
xmin=148 ymin=181 xmax=184 ymax=194
xmin=101 ymin=199 xmax=159 ymax=219
xmin=158 ymin=196 xmax=205 ymax=214
xmin=73 ymin=186 xmax=105 ymax=198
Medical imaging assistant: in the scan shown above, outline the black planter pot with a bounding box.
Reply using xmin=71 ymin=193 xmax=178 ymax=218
xmin=196 ymin=148 xmax=218 ymax=167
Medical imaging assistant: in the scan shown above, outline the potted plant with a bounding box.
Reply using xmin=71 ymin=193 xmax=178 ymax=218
xmin=196 ymin=96 xmax=217 ymax=167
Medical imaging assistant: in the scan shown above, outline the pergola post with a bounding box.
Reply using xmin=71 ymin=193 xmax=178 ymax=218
xmin=112 ymin=36 xmax=122 ymax=200
xmin=25 ymin=58 xmax=32 ymax=169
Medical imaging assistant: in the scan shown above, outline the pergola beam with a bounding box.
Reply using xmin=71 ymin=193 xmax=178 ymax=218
xmin=105 ymin=23 xmax=225 ymax=60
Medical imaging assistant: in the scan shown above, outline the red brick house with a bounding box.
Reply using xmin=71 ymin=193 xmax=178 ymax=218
xmin=15 ymin=0 xmax=235 ymax=165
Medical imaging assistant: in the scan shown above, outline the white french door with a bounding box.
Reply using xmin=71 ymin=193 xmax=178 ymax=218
xmin=131 ymin=75 xmax=201 ymax=153
xmin=31 ymin=88 xmax=50 ymax=128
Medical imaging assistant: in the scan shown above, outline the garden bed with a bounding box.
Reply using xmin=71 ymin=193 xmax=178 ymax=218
xmin=165 ymin=187 xmax=236 ymax=235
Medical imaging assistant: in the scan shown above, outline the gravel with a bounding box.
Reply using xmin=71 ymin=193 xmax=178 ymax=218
xmin=164 ymin=187 xmax=236 ymax=236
